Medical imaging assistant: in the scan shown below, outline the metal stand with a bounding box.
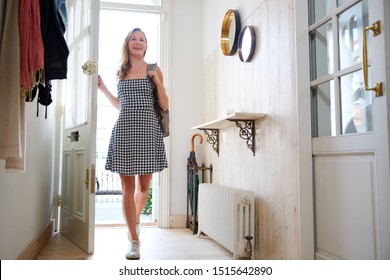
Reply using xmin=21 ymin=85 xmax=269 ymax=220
xmin=186 ymin=162 xmax=213 ymax=234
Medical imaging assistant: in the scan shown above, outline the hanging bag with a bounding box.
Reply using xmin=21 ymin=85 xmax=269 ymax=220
xmin=147 ymin=63 xmax=169 ymax=138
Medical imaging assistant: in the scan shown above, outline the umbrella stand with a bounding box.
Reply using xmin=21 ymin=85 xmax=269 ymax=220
xmin=186 ymin=134 xmax=213 ymax=234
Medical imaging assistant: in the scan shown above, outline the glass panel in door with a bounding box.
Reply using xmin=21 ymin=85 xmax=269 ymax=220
xmin=338 ymin=1 xmax=368 ymax=70
xmin=308 ymin=0 xmax=333 ymax=24
xmin=310 ymin=0 xmax=369 ymax=137
xmin=310 ymin=21 xmax=334 ymax=80
xmin=340 ymin=70 xmax=373 ymax=134
xmin=312 ymin=80 xmax=336 ymax=137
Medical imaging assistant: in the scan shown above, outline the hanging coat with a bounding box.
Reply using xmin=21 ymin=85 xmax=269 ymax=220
xmin=29 ymin=0 xmax=69 ymax=119
xmin=55 ymin=0 xmax=68 ymax=34
xmin=0 ymin=0 xmax=25 ymax=172
xmin=39 ymin=0 xmax=69 ymax=81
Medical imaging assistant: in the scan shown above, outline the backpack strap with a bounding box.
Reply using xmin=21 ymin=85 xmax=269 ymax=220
xmin=147 ymin=63 xmax=157 ymax=95
xmin=147 ymin=63 xmax=157 ymax=72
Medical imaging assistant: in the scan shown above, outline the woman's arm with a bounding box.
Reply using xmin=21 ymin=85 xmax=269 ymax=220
xmin=148 ymin=66 xmax=169 ymax=112
xmin=98 ymin=75 xmax=120 ymax=110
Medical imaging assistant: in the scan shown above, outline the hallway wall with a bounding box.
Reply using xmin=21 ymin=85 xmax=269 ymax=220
xmin=201 ymin=0 xmax=300 ymax=259
xmin=0 ymin=102 xmax=56 ymax=259
xmin=168 ymin=0 xmax=204 ymax=224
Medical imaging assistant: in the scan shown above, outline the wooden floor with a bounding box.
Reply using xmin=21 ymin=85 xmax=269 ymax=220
xmin=36 ymin=226 xmax=233 ymax=260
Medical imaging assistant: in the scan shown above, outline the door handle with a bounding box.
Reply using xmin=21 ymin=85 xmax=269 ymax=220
xmin=90 ymin=164 xmax=96 ymax=194
xmin=82 ymin=60 xmax=97 ymax=75
xmin=85 ymin=168 xmax=89 ymax=189
xmin=362 ymin=20 xmax=383 ymax=97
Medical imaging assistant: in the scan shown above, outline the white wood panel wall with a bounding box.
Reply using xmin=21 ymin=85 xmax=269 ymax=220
xmin=202 ymin=0 xmax=300 ymax=259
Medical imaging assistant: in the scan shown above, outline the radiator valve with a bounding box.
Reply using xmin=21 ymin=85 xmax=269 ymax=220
xmin=245 ymin=235 xmax=253 ymax=259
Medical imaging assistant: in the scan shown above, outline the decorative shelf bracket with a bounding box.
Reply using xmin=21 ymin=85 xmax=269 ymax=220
xmin=230 ymin=120 xmax=255 ymax=156
xmin=199 ymin=129 xmax=219 ymax=156
xmin=192 ymin=113 xmax=266 ymax=157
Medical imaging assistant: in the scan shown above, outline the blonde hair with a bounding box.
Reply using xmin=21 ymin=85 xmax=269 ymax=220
xmin=118 ymin=28 xmax=148 ymax=80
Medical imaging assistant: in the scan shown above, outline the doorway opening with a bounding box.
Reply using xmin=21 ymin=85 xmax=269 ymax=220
xmin=95 ymin=4 xmax=163 ymax=227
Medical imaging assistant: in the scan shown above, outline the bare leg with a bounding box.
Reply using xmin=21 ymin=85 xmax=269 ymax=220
xmin=120 ymin=174 xmax=138 ymax=241
xmin=135 ymin=174 xmax=153 ymax=223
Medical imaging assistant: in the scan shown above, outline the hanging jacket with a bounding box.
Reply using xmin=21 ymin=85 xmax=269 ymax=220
xmin=39 ymin=0 xmax=69 ymax=80
xmin=28 ymin=0 xmax=69 ymax=120
xmin=55 ymin=0 xmax=67 ymax=34
xmin=0 ymin=0 xmax=25 ymax=172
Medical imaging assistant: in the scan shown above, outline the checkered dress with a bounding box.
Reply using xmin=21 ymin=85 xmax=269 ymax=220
xmin=105 ymin=78 xmax=168 ymax=176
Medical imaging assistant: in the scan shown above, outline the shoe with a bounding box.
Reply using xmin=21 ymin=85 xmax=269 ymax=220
xmin=126 ymin=240 xmax=140 ymax=260
xmin=127 ymin=223 xmax=140 ymax=241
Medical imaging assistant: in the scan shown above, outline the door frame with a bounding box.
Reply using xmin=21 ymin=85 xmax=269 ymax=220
xmin=53 ymin=0 xmax=172 ymax=232
xmin=295 ymin=0 xmax=315 ymax=260
xmin=97 ymin=0 xmax=172 ymax=229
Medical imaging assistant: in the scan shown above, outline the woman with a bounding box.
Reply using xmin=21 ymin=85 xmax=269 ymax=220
xmin=98 ymin=28 xmax=168 ymax=260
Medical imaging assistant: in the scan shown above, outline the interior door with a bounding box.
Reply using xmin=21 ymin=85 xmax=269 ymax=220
xmin=59 ymin=0 xmax=99 ymax=253
xmin=309 ymin=0 xmax=390 ymax=259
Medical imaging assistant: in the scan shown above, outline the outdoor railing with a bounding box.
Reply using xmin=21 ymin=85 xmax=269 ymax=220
xmin=95 ymin=151 xmax=122 ymax=202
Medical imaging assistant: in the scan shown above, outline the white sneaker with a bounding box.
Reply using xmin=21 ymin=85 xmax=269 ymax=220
xmin=126 ymin=240 xmax=140 ymax=260
xmin=127 ymin=223 xmax=140 ymax=241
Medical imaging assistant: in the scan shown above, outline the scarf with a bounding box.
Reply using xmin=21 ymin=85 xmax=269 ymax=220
xmin=19 ymin=0 xmax=45 ymax=96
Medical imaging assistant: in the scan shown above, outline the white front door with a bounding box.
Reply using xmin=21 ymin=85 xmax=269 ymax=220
xmin=305 ymin=0 xmax=390 ymax=259
xmin=59 ymin=0 xmax=100 ymax=253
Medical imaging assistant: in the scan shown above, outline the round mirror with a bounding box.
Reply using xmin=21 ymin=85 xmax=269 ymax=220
xmin=238 ymin=26 xmax=256 ymax=62
xmin=221 ymin=9 xmax=241 ymax=56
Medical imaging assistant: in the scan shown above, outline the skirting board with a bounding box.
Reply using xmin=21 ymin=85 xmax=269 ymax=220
xmin=17 ymin=220 xmax=54 ymax=260
xmin=169 ymin=215 xmax=186 ymax=228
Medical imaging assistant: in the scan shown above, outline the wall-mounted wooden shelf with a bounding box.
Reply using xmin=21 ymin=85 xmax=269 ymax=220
xmin=192 ymin=112 xmax=266 ymax=156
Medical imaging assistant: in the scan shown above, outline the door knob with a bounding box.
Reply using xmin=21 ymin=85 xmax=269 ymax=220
xmin=82 ymin=60 xmax=97 ymax=75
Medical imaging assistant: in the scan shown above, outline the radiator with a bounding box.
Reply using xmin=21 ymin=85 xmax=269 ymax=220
xmin=197 ymin=183 xmax=255 ymax=259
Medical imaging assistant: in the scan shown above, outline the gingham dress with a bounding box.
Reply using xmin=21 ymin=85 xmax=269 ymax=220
xmin=105 ymin=77 xmax=168 ymax=175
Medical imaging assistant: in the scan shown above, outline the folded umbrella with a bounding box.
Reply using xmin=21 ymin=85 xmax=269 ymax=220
xmin=187 ymin=133 xmax=203 ymax=217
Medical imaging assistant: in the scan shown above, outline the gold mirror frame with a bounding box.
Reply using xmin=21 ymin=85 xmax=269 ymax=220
xmin=238 ymin=26 xmax=256 ymax=62
xmin=221 ymin=9 xmax=241 ymax=56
